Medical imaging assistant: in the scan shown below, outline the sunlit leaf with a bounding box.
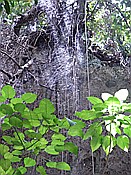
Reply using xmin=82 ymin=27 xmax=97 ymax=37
xmin=24 ymin=157 xmax=36 ymax=167
xmin=87 ymin=96 xmax=103 ymax=105
xmin=117 ymin=135 xmax=129 ymax=152
xmin=22 ymin=93 xmax=37 ymax=103
xmin=36 ymin=166 xmax=47 ymax=175
xmin=1 ymin=85 xmax=15 ymax=99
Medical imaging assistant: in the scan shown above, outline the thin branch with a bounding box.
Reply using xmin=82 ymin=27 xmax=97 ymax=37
xmin=0 ymin=69 xmax=12 ymax=79
xmin=0 ymin=49 xmax=21 ymax=68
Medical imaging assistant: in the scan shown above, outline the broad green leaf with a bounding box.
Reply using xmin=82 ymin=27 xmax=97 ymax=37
xmin=51 ymin=140 xmax=64 ymax=146
xmin=54 ymin=145 xmax=65 ymax=152
xmin=25 ymin=130 xmax=42 ymax=139
xmin=11 ymin=156 xmax=21 ymax=162
xmin=72 ymin=119 xmax=86 ymax=128
xmin=123 ymin=126 xmax=131 ymax=137
xmin=64 ymin=142 xmax=78 ymax=155
xmin=1 ymin=85 xmax=15 ymax=99
xmin=68 ymin=125 xmax=83 ymax=138
xmin=23 ymin=120 xmax=32 ymax=129
xmin=39 ymin=98 xmax=55 ymax=115
xmin=102 ymin=136 xmax=116 ymax=155
xmin=4 ymin=152 xmax=13 ymax=160
xmin=56 ymin=162 xmax=70 ymax=171
xmin=24 ymin=157 xmax=36 ymax=167
xmin=0 ymin=144 xmax=9 ymax=156
xmin=22 ymin=111 xmax=39 ymax=120
xmin=0 ymin=159 xmax=11 ymax=171
xmin=101 ymin=93 xmax=113 ymax=101
xmin=13 ymin=145 xmax=23 ymax=150
xmin=115 ymin=89 xmax=128 ymax=102
xmin=117 ymin=135 xmax=129 ymax=152
xmin=2 ymin=136 xmax=13 ymax=145
xmin=5 ymin=166 xmax=14 ymax=175
xmin=46 ymin=162 xmax=56 ymax=168
xmin=9 ymin=117 xmax=23 ymax=128
xmin=105 ymin=97 xmax=120 ymax=106
xmin=14 ymin=103 xmax=26 ymax=113
xmin=29 ymin=119 xmax=40 ymax=127
xmin=90 ymin=135 xmax=101 ymax=152
xmin=93 ymin=103 xmax=107 ymax=111
xmin=0 ymin=166 xmax=6 ymax=175
xmin=52 ymin=133 xmax=66 ymax=141
xmin=59 ymin=118 xmax=70 ymax=129
xmin=84 ymin=122 xmax=102 ymax=140
xmin=45 ymin=146 xmax=59 ymax=155
xmin=22 ymin=93 xmax=37 ymax=103
xmin=87 ymin=96 xmax=103 ymax=105
xmin=36 ymin=166 xmax=47 ymax=175
xmin=0 ymin=96 xmax=6 ymax=102
xmin=12 ymin=150 xmax=22 ymax=156
xmin=11 ymin=98 xmax=23 ymax=104
xmin=39 ymin=125 xmax=48 ymax=135
xmin=0 ymin=104 xmax=13 ymax=115
xmin=18 ymin=166 xmax=27 ymax=174
xmin=1 ymin=123 xmax=11 ymax=131
xmin=75 ymin=110 xmax=96 ymax=120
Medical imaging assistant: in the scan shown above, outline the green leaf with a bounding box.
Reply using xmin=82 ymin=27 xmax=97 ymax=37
xmin=46 ymin=161 xmax=56 ymax=168
xmin=0 ymin=96 xmax=6 ymax=102
xmin=123 ymin=126 xmax=131 ymax=137
xmin=64 ymin=142 xmax=78 ymax=155
xmin=56 ymin=162 xmax=70 ymax=171
xmin=2 ymin=136 xmax=13 ymax=145
xmin=9 ymin=117 xmax=23 ymax=128
xmin=0 ymin=159 xmax=11 ymax=171
xmin=93 ymin=103 xmax=107 ymax=111
xmin=90 ymin=135 xmax=101 ymax=152
xmin=39 ymin=125 xmax=48 ymax=135
xmin=4 ymin=0 xmax=10 ymax=14
xmin=45 ymin=146 xmax=59 ymax=155
xmin=1 ymin=85 xmax=15 ymax=99
xmin=12 ymin=150 xmax=22 ymax=156
xmin=117 ymin=135 xmax=129 ymax=152
xmin=105 ymin=97 xmax=120 ymax=106
xmin=4 ymin=152 xmax=13 ymax=160
xmin=22 ymin=93 xmax=37 ymax=103
xmin=0 ymin=104 xmax=13 ymax=115
xmin=39 ymin=98 xmax=55 ymax=115
xmin=87 ymin=96 xmax=103 ymax=105
xmin=36 ymin=166 xmax=47 ymax=175
xmin=11 ymin=156 xmax=21 ymax=162
xmin=11 ymin=98 xmax=23 ymax=104
xmin=75 ymin=110 xmax=97 ymax=120
xmin=24 ymin=157 xmax=36 ymax=167
xmin=25 ymin=130 xmax=42 ymax=139
xmin=1 ymin=123 xmax=11 ymax=131
xmin=68 ymin=125 xmax=83 ymax=138
xmin=84 ymin=122 xmax=102 ymax=140
xmin=102 ymin=136 xmax=116 ymax=155
xmin=0 ymin=166 xmax=6 ymax=175
xmin=17 ymin=166 xmax=27 ymax=174
xmin=0 ymin=144 xmax=9 ymax=156
xmin=29 ymin=119 xmax=40 ymax=127
xmin=14 ymin=103 xmax=26 ymax=113
xmin=52 ymin=133 xmax=66 ymax=141
xmin=5 ymin=166 xmax=14 ymax=175
xmin=115 ymin=89 xmax=128 ymax=102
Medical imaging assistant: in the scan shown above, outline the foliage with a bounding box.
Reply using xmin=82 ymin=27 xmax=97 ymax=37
xmin=74 ymin=89 xmax=131 ymax=156
xmin=0 ymin=85 xmax=79 ymax=175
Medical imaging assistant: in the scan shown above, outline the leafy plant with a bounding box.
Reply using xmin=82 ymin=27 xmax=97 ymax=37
xmin=0 ymin=85 xmax=78 ymax=175
xmin=74 ymin=89 xmax=131 ymax=156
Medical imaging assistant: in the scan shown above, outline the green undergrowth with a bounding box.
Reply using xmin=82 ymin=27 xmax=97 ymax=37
xmin=0 ymin=85 xmax=131 ymax=175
